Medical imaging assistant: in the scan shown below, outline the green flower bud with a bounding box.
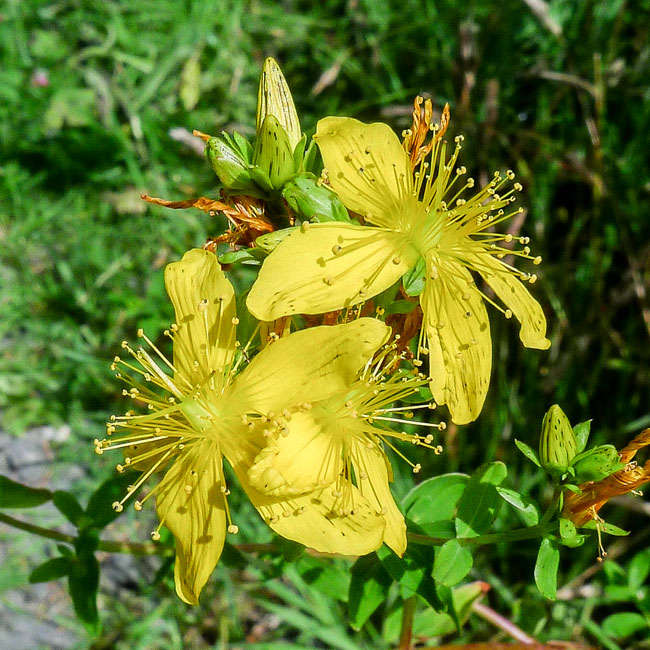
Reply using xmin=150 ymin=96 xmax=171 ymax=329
xmin=571 ymin=444 xmax=626 ymax=483
xmin=282 ymin=172 xmax=350 ymax=222
xmin=205 ymin=136 xmax=254 ymax=191
xmin=257 ymin=57 xmax=301 ymax=149
xmin=252 ymin=115 xmax=296 ymax=191
xmin=539 ymin=404 xmax=577 ymax=477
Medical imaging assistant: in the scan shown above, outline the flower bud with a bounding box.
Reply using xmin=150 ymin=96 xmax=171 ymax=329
xmin=571 ymin=444 xmax=625 ymax=483
xmin=539 ymin=404 xmax=577 ymax=477
xmin=205 ymin=136 xmax=254 ymax=191
xmin=252 ymin=115 xmax=296 ymax=191
xmin=282 ymin=172 xmax=350 ymax=222
xmin=257 ymin=57 xmax=301 ymax=149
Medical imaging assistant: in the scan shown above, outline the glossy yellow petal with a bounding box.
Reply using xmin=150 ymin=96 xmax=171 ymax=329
xmin=164 ymin=249 xmax=237 ymax=381
xmin=421 ymin=261 xmax=492 ymax=425
xmin=231 ymin=319 xmax=390 ymax=415
xmin=234 ymin=463 xmax=385 ymax=555
xmin=476 ymin=254 xmax=551 ymax=350
xmin=256 ymin=57 xmax=301 ymax=149
xmin=155 ymin=443 xmax=226 ymax=604
xmin=314 ymin=116 xmax=415 ymax=229
xmin=353 ymin=440 xmax=407 ymax=556
xmin=247 ymin=222 xmax=418 ymax=321
xmin=248 ymin=410 xmax=339 ymax=496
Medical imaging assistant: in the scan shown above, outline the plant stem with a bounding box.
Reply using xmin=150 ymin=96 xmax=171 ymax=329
xmin=0 ymin=511 xmax=75 ymax=544
xmin=0 ymin=512 xmax=280 ymax=557
xmin=472 ymin=601 xmax=538 ymax=644
xmin=407 ymin=522 xmax=555 ymax=548
xmin=398 ymin=595 xmax=416 ymax=650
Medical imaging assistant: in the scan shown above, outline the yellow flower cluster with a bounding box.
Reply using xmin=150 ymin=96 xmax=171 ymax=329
xmin=100 ymin=59 xmax=549 ymax=603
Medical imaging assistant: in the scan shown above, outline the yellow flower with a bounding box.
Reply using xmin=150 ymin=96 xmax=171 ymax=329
xmin=562 ymin=428 xmax=650 ymax=527
xmin=248 ymin=343 xmax=445 ymax=556
xmin=247 ymin=116 xmax=550 ymax=424
xmin=98 ymin=248 xmax=396 ymax=603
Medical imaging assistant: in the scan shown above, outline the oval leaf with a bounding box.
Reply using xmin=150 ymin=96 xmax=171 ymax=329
xmin=535 ymin=537 xmax=560 ymax=600
xmin=433 ymin=540 xmax=473 ymax=587
xmin=30 ymin=556 xmax=72 ymax=583
xmin=0 ymin=475 xmax=52 ymax=509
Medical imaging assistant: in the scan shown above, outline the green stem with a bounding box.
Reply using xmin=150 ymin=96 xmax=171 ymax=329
xmin=0 ymin=512 xmax=279 ymax=557
xmin=407 ymin=522 xmax=555 ymax=548
xmin=398 ymin=595 xmax=416 ymax=650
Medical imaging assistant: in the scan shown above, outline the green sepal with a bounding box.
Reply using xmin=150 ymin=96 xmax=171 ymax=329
xmin=205 ymin=135 xmax=255 ymax=191
xmin=255 ymin=227 xmax=296 ymax=254
xmin=573 ymin=420 xmax=592 ymax=453
xmin=253 ymin=115 xmax=296 ymax=190
xmin=402 ymin=256 xmax=426 ymax=296
xmin=282 ymin=172 xmax=350 ymax=222
xmin=217 ymin=248 xmax=265 ymax=265
xmin=302 ymin=138 xmax=319 ymax=173
xmin=292 ymin=133 xmax=307 ymax=172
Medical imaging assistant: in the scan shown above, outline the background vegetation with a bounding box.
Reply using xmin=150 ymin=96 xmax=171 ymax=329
xmin=1 ymin=0 xmax=649 ymax=648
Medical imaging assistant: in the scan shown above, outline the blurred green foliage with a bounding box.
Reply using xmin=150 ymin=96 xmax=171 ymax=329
xmin=1 ymin=0 xmax=650 ymax=648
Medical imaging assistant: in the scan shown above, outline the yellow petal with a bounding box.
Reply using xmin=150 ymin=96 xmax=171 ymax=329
xmin=247 ymin=410 xmax=339 ymax=496
xmin=353 ymin=440 xmax=407 ymax=556
xmin=256 ymin=57 xmax=301 ymax=149
xmin=421 ymin=261 xmax=492 ymax=425
xmin=234 ymin=463 xmax=385 ymax=555
xmin=246 ymin=222 xmax=418 ymax=321
xmin=476 ymin=254 xmax=551 ymax=350
xmin=314 ymin=116 xmax=415 ymax=229
xmin=230 ymin=318 xmax=390 ymax=414
xmin=155 ymin=443 xmax=226 ymax=604
xmin=164 ymin=249 xmax=237 ymax=382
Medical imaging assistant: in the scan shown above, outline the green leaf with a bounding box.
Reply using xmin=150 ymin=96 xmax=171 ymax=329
xmin=573 ymin=419 xmax=592 ymax=453
xmin=535 ymin=537 xmax=560 ymax=600
xmin=433 ymin=540 xmax=473 ymax=587
xmin=348 ymin=554 xmax=392 ymax=630
xmin=455 ymin=462 xmax=507 ymax=538
xmin=0 ymin=475 xmax=52 ymax=509
xmin=53 ymin=491 xmax=84 ymax=527
xmin=376 ymin=546 xmax=438 ymax=608
xmin=582 ymin=520 xmax=630 ymax=536
xmin=44 ymin=88 xmax=96 ymax=132
xmin=602 ymin=612 xmax=648 ymax=639
xmin=495 ymin=486 xmax=540 ymax=526
xmin=403 ymin=473 xmax=469 ymax=537
xmin=558 ymin=518 xmax=586 ymax=548
xmin=30 ymin=557 xmax=72 ymax=583
xmin=402 ymin=256 xmax=426 ymax=296
xmin=298 ymin=556 xmax=351 ymax=603
xmin=628 ymin=548 xmax=650 ymax=590
xmin=514 ymin=439 xmax=542 ymax=467
xmin=68 ymin=554 xmax=101 ymax=636
xmin=84 ymin=471 xmax=138 ymax=529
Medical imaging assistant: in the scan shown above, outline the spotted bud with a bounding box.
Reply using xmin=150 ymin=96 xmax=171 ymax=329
xmin=251 ymin=115 xmax=297 ymax=191
xmin=256 ymin=57 xmax=301 ymax=149
xmin=539 ymin=404 xmax=577 ymax=477
xmin=282 ymin=172 xmax=350 ymax=223
xmin=570 ymin=444 xmax=626 ymax=483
